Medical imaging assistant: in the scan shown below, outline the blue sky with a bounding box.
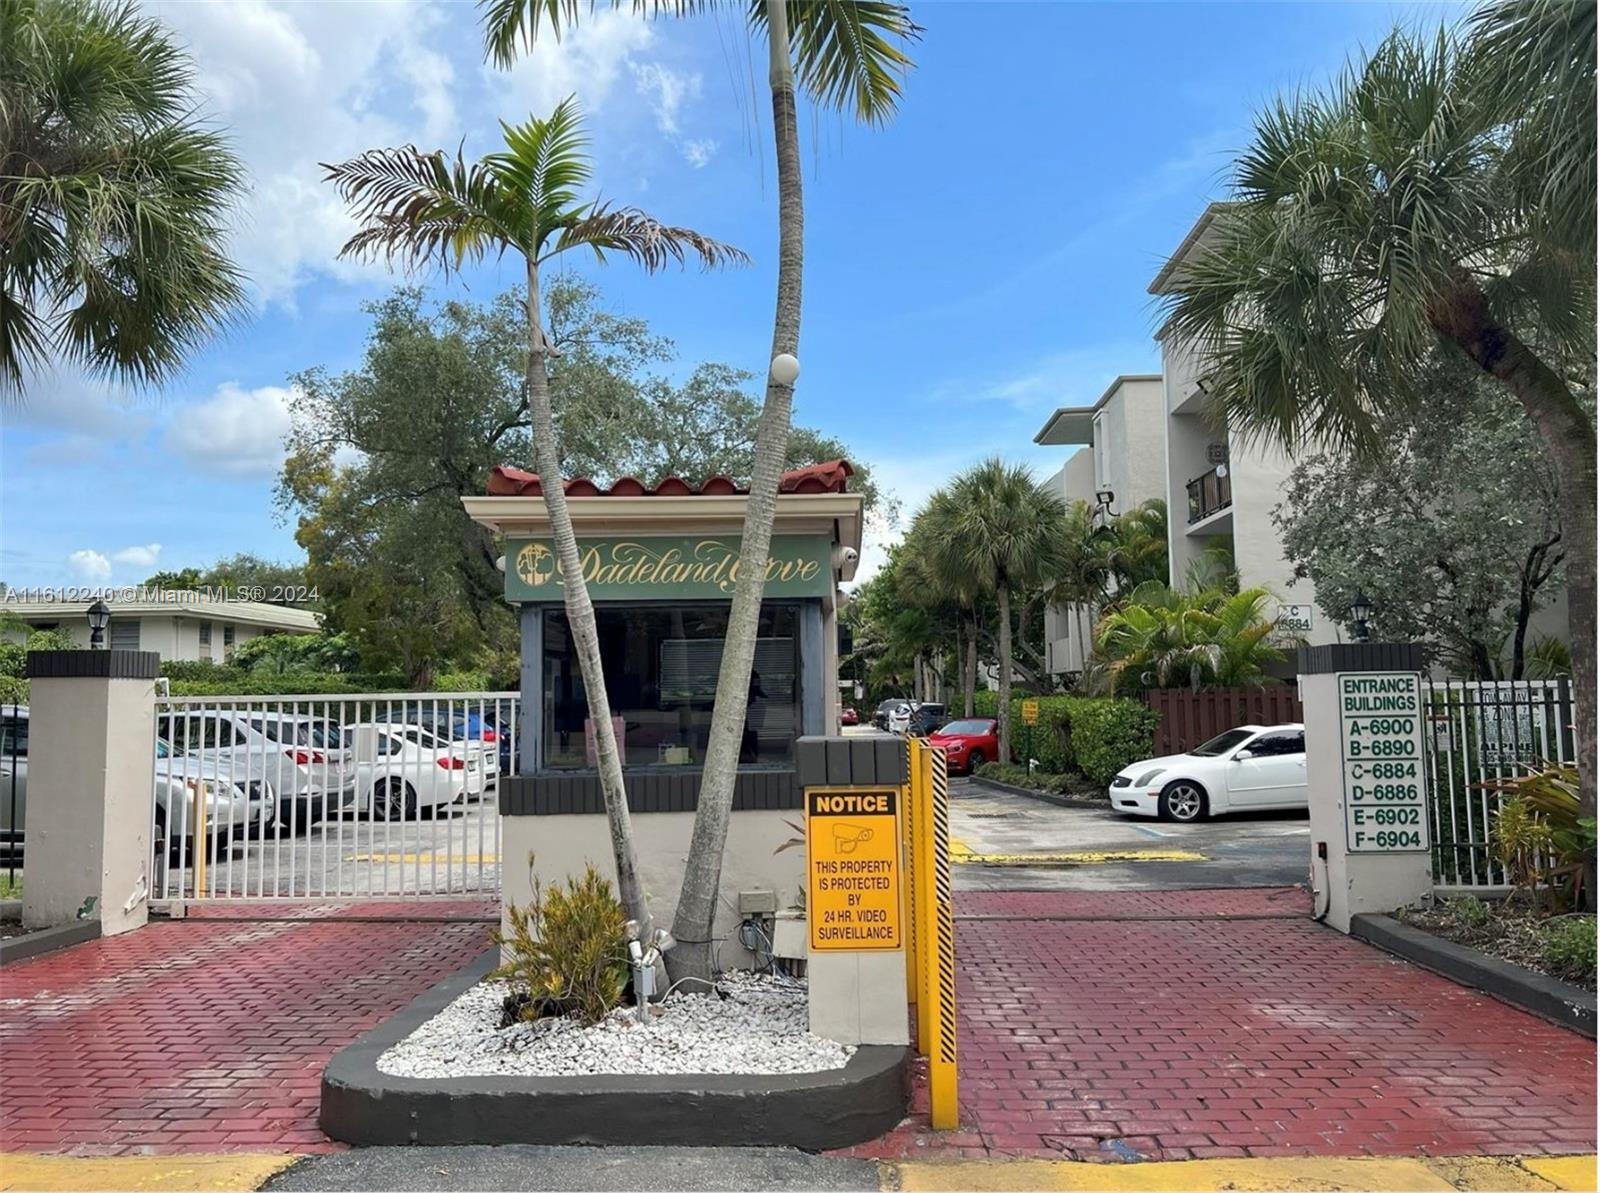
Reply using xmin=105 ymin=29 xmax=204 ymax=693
xmin=2 ymin=0 xmax=1458 ymax=589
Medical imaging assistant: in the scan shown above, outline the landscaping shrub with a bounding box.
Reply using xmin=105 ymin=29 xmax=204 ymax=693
xmin=974 ymin=761 xmax=1083 ymax=796
xmin=1442 ymin=893 xmax=1491 ymax=929
xmin=1540 ymin=916 xmax=1596 ymax=985
xmin=493 ymin=861 xmax=630 ymax=1025
xmin=972 ymin=691 xmax=1157 ymax=785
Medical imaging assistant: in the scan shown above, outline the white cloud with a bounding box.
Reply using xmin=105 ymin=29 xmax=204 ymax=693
xmin=113 ymin=543 xmax=163 ymax=568
xmin=67 ymin=549 xmax=112 ymax=580
xmin=633 ymin=62 xmax=719 ymax=168
xmin=681 ymin=138 xmax=718 ymax=169
xmin=146 ymin=0 xmax=465 ymax=306
xmin=163 ymin=382 xmax=294 ymax=477
xmin=491 ymin=8 xmax=656 ymax=117
xmin=9 ymin=368 xmax=150 ymax=438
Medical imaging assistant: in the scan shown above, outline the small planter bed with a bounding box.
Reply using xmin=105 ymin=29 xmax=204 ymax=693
xmin=321 ymin=950 xmax=910 ymax=1149
xmin=1396 ymin=895 xmax=1594 ymax=992
xmin=0 ymin=916 xmax=101 ymax=963
xmin=971 ymin=762 xmax=1104 ymax=806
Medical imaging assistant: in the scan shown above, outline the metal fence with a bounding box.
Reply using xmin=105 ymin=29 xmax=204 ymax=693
xmin=152 ymin=692 xmax=517 ymax=905
xmin=1421 ymin=678 xmax=1574 ymax=890
xmin=2 ymin=702 xmax=22 ymax=893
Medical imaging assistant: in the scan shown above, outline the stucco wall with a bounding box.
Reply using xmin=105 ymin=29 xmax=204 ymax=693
xmin=501 ymin=809 xmax=806 ymax=969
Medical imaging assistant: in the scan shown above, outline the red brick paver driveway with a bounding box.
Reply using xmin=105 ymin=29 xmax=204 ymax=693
xmin=846 ymin=887 xmax=1596 ymax=1163
xmin=1 ymin=905 xmax=492 ymax=1156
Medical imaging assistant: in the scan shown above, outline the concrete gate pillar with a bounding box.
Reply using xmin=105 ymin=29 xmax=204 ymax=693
xmin=1299 ymin=643 xmax=1434 ymax=933
xmin=22 ymin=650 xmax=159 ymax=934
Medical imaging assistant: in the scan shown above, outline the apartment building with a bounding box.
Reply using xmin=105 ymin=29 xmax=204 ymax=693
xmin=2 ymin=594 xmax=319 ymax=661
xmin=1032 ymin=206 xmax=1339 ymax=682
xmin=1035 ymin=374 xmax=1167 ymax=675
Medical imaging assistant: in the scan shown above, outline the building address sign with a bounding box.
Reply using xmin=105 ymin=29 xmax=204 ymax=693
xmin=504 ymin=534 xmax=833 ymax=602
xmin=1338 ymin=671 xmax=1430 ymax=854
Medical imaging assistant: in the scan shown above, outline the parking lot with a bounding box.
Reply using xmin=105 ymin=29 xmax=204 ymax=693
xmin=156 ymin=796 xmax=501 ymax=901
xmin=950 ymin=776 xmax=1310 ymax=891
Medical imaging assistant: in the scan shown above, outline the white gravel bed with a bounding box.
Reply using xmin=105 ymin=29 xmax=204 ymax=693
xmin=377 ymin=972 xmax=856 ymax=1078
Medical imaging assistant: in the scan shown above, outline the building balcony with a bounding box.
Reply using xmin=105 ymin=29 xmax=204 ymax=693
xmin=1186 ymin=469 xmax=1232 ymax=525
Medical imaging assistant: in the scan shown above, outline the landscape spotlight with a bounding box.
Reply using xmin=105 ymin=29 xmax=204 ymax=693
xmin=1349 ymin=592 xmax=1374 ymax=642
xmin=87 ymin=600 xmax=111 ymax=650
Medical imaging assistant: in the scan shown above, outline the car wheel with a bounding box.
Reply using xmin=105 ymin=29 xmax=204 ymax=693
xmin=378 ymin=780 xmax=416 ymax=820
xmin=1159 ymin=780 xmax=1207 ymax=823
xmin=966 ymin=749 xmax=985 ymax=773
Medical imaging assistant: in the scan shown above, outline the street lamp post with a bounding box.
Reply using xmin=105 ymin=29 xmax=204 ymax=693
xmin=1348 ymin=592 xmax=1374 ymax=643
xmin=87 ymin=600 xmax=111 ymax=650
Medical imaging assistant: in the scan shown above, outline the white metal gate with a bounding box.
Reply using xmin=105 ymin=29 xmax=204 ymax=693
xmin=150 ymin=692 xmax=515 ymax=904
xmin=1421 ymin=678 xmax=1574 ymax=890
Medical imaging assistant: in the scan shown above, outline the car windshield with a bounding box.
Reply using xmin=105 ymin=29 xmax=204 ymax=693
xmin=403 ymin=727 xmax=444 ymax=749
xmin=938 ymin=720 xmax=992 ymax=736
xmin=156 ymin=738 xmax=181 ymax=758
xmin=253 ymin=718 xmax=340 ymax=748
xmin=1190 ymin=728 xmax=1254 ymax=757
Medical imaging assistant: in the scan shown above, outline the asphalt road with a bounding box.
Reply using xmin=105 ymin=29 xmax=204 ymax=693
xmin=264 ymin=1146 xmax=878 ymax=1191
xmin=949 ymin=776 xmax=1311 ymax=891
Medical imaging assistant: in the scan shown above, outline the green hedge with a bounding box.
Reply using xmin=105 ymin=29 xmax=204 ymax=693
xmin=972 ymin=691 xmax=1158 ymax=785
xmin=163 ymin=663 xmax=406 ymax=696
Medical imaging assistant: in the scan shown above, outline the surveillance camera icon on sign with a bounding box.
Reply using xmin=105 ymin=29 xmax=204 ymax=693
xmin=832 ymin=823 xmax=873 ymax=853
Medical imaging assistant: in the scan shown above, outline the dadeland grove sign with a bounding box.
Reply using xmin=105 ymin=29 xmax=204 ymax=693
xmin=504 ymin=534 xmax=833 ymax=602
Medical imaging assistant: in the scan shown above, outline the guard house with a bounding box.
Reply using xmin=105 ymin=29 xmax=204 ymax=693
xmin=463 ymin=459 xmax=864 ymax=953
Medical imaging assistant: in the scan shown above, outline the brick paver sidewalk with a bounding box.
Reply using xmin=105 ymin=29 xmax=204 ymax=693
xmin=1 ymin=906 xmax=492 ymax=1156
xmin=844 ymin=886 xmax=1596 ymax=1163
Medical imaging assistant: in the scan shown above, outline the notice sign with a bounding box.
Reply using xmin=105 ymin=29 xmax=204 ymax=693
xmin=1338 ymin=671 xmax=1430 ymax=854
xmin=806 ymin=788 xmax=902 ymax=952
xmin=1020 ymin=700 xmax=1040 ymax=726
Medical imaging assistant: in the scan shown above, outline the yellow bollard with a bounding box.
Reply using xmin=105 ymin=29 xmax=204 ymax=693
xmin=924 ymin=744 xmax=959 ymax=1130
xmin=902 ymin=742 xmax=919 ymax=1009
xmin=910 ymin=738 xmax=934 ymax=1057
xmin=192 ymin=781 xmax=208 ymax=898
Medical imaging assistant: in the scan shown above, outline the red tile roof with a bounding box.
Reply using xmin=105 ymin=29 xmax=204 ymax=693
xmin=486 ymin=459 xmax=853 ymax=498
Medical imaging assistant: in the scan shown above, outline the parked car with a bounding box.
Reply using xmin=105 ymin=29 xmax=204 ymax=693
xmin=1109 ymin=723 xmax=1308 ymax=822
xmin=0 ymin=708 xmax=272 ymax=864
xmin=344 ymin=722 xmax=487 ymax=818
xmin=1 ymin=705 xmax=27 ymax=863
xmin=154 ymin=735 xmax=275 ymax=855
xmin=871 ymin=699 xmax=906 ymax=731
xmin=371 ymin=703 xmax=502 ymax=781
xmin=926 ymin=718 xmax=1000 ymax=773
xmin=155 ymin=710 xmax=358 ymax=830
xmin=840 ymin=705 xmax=859 ymax=727
xmin=891 ymin=702 xmax=947 ymax=736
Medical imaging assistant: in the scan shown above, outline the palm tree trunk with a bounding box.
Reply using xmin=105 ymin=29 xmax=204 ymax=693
xmin=1432 ymin=280 xmax=1597 ymax=909
xmin=996 ymin=578 xmax=1013 ymax=763
xmin=670 ymin=0 xmax=804 ymax=983
xmin=964 ymin=608 xmax=978 ymax=717
xmin=523 ymin=259 xmax=650 ymax=930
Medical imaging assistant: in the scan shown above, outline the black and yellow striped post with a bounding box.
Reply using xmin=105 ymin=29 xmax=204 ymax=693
xmin=907 ymin=736 xmax=959 ymax=1129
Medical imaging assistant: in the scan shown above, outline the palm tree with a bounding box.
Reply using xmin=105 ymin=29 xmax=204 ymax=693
xmin=916 ymin=489 xmax=984 ymax=715
xmin=1095 ymin=582 xmax=1284 ymax=695
xmin=477 ymin=0 xmax=919 ymax=981
xmin=1156 ymin=18 xmax=1597 ymax=890
xmin=1092 ymin=499 xmax=1169 ymax=597
xmin=1 ymin=0 xmax=246 ymax=395
xmin=322 ymin=98 xmax=745 ymax=932
xmin=929 ymin=459 xmax=1064 ymax=763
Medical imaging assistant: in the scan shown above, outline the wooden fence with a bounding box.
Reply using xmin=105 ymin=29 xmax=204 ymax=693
xmin=1139 ymin=686 xmax=1303 ymax=755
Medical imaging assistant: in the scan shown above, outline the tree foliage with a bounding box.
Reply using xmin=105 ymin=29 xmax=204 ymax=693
xmin=1 ymin=0 xmax=246 ymax=395
xmin=1274 ymin=353 xmax=1569 ymax=679
xmin=1093 ymin=581 xmax=1286 ymax=695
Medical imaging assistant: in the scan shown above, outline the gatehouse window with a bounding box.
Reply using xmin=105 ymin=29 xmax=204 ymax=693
xmin=540 ymin=602 xmax=801 ymax=770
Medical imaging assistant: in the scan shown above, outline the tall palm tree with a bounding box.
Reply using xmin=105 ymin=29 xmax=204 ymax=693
xmin=931 ymin=459 xmax=1064 ymax=763
xmin=323 ymin=99 xmax=745 ymax=931
xmin=477 ymin=0 xmax=919 ymax=980
xmin=1095 ymin=582 xmax=1284 ymax=695
xmin=1 ymin=0 xmax=245 ymax=395
xmin=917 ymin=488 xmax=984 ymax=715
xmin=1157 ymin=20 xmax=1597 ymax=888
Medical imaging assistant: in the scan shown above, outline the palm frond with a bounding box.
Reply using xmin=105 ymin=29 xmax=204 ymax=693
xmin=749 ymin=0 xmax=920 ymax=124
xmin=551 ymin=203 xmax=750 ymax=270
xmin=480 ymin=0 xmax=586 ymax=67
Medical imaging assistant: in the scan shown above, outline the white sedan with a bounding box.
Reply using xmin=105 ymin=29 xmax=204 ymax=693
xmin=344 ymin=723 xmax=487 ymax=819
xmin=1108 ymin=723 xmax=1307 ymax=822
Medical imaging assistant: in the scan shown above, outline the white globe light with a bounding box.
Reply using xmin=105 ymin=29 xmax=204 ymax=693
xmin=769 ymin=353 xmax=800 ymax=385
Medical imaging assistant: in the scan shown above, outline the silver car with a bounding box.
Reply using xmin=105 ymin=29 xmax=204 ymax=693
xmin=156 ymin=710 xmax=357 ymax=831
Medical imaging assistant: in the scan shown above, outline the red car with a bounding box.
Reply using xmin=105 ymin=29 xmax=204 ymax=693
xmin=840 ymin=706 xmax=859 ymax=726
xmin=926 ymin=717 xmax=1000 ymax=773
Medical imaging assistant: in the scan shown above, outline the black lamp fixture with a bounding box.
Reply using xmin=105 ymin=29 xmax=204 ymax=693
xmin=1095 ymin=487 xmax=1116 ymax=516
xmin=87 ymin=599 xmax=111 ymax=649
xmin=1348 ymin=591 xmax=1373 ymax=643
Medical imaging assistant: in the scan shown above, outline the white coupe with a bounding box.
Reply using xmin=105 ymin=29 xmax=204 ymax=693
xmin=344 ymin=723 xmax=487 ymax=819
xmin=1108 ymin=723 xmax=1307 ymax=822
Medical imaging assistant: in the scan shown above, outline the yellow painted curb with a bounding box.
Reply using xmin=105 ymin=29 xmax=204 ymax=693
xmin=0 ymin=1153 xmax=297 ymax=1192
xmin=889 ymin=1154 xmax=1599 ymax=1192
xmin=1525 ymin=1156 xmax=1600 ymax=1191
